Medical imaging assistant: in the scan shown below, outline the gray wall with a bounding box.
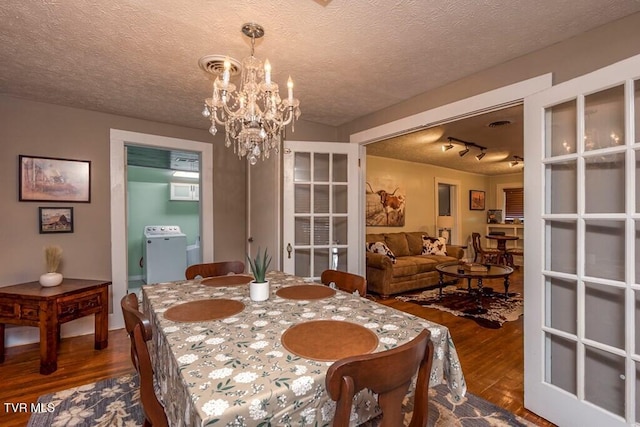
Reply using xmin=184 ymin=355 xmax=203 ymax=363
xmin=0 ymin=95 xmax=336 ymax=288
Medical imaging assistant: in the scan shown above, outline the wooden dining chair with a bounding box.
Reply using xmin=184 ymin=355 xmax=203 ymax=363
xmin=325 ymin=329 xmax=434 ymax=427
xmin=120 ymin=293 xmax=152 ymax=369
xmin=185 ymin=260 xmax=245 ymax=280
xmin=132 ymin=323 xmax=169 ymax=427
xmin=471 ymin=232 xmax=501 ymax=264
xmin=120 ymin=294 xmax=168 ymax=426
xmin=320 ymin=269 xmax=367 ymax=297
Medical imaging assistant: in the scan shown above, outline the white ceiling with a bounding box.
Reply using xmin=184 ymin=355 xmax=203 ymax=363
xmin=1 ymin=1 xmax=639 ymax=173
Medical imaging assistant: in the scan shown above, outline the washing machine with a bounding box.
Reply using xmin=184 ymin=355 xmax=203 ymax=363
xmin=142 ymin=225 xmax=187 ymax=284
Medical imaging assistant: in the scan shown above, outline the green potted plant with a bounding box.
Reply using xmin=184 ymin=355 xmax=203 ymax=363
xmin=247 ymin=247 xmax=272 ymax=301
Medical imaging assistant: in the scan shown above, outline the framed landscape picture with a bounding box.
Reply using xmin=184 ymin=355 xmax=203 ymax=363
xmin=19 ymin=155 xmax=91 ymax=202
xmin=469 ymin=190 xmax=485 ymax=210
xmin=39 ymin=207 xmax=74 ymax=233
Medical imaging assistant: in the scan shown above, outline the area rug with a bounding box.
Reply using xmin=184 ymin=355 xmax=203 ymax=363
xmin=27 ymin=374 xmax=143 ymax=427
xmin=396 ymin=285 xmax=523 ymax=329
xmin=29 ymin=376 xmax=537 ymax=426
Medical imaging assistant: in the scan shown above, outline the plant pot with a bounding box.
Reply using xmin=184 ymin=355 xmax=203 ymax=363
xmin=250 ymin=280 xmax=270 ymax=302
xmin=39 ymin=272 xmax=63 ymax=287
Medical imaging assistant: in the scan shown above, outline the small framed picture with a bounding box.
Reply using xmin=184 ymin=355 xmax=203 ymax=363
xmin=469 ymin=190 xmax=485 ymax=210
xmin=39 ymin=207 xmax=74 ymax=233
xmin=19 ymin=155 xmax=91 ymax=202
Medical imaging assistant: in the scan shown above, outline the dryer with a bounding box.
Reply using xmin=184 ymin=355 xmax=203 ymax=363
xmin=143 ymin=225 xmax=187 ymax=284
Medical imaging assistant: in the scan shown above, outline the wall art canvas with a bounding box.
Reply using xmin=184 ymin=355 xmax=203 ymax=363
xmin=469 ymin=190 xmax=485 ymax=210
xmin=39 ymin=207 xmax=74 ymax=233
xmin=366 ymin=180 xmax=406 ymax=226
xmin=19 ymin=155 xmax=91 ymax=202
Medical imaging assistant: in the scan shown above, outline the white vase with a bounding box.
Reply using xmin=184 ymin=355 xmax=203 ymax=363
xmin=250 ymin=280 xmax=270 ymax=302
xmin=39 ymin=272 xmax=63 ymax=287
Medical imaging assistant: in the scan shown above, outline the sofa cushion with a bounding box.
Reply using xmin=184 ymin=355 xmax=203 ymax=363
xmin=390 ymin=258 xmax=418 ymax=277
xmin=422 ymin=235 xmax=447 ymax=256
xmin=404 ymin=256 xmax=440 ymax=273
xmin=366 ymin=241 xmax=397 ymax=264
xmin=366 ymin=233 xmax=386 ymax=245
xmin=405 ymin=232 xmax=428 ymax=255
xmin=384 ymin=233 xmax=410 ymax=257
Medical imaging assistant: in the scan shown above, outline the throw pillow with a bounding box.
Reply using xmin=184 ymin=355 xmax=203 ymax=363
xmin=421 ymin=235 xmax=447 ymax=256
xmin=366 ymin=241 xmax=397 ymax=264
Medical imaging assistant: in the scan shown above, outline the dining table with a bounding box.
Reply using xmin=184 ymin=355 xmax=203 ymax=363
xmin=141 ymin=270 xmax=467 ymax=426
xmin=485 ymin=234 xmax=519 ymax=265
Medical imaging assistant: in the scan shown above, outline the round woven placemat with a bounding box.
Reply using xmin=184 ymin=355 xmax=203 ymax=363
xmin=163 ymin=299 xmax=245 ymax=322
xmin=281 ymin=320 xmax=379 ymax=361
xmin=201 ymin=275 xmax=253 ymax=287
xmin=275 ymin=285 xmax=336 ymax=300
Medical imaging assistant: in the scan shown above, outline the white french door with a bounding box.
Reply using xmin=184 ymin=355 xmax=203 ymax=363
xmin=282 ymin=141 xmax=361 ymax=279
xmin=524 ymin=54 xmax=640 ymax=426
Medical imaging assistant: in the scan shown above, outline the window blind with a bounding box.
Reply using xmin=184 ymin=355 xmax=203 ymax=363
xmin=504 ymin=188 xmax=524 ymax=219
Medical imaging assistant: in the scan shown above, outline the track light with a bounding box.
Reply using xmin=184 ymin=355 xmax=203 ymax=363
xmin=509 ymin=155 xmax=524 ymax=167
xmin=444 ymin=137 xmax=487 ymax=159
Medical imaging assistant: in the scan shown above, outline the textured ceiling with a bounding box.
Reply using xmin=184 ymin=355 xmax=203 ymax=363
xmin=367 ymin=105 xmax=525 ymax=175
xmin=1 ymin=1 xmax=639 ymax=174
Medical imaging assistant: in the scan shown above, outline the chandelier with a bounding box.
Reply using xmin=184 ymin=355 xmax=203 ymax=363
xmin=201 ymin=23 xmax=301 ymax=165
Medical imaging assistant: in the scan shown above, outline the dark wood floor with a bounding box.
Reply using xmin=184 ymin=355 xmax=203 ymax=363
xmin=0 ymin=268 xmax=555 ymax=427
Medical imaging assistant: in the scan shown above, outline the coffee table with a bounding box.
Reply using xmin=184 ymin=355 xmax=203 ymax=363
xmin=435 ymin=262 xmax=514 ymax=314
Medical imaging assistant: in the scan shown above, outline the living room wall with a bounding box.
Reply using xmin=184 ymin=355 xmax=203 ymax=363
xmin=366 ymin=155 xmax=489 ymax=245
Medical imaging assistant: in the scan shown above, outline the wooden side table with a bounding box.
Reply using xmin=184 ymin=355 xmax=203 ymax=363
xmin=0 ymin=279 xmax=110 ymax=374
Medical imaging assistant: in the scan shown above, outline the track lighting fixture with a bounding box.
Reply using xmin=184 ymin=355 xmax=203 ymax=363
xmin=509 ymin=155 xmax=524 ymax=167
xmin=444 ymin=137 xmax=486 ymax=159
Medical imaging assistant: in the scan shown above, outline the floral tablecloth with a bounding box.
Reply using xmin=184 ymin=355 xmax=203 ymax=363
xmin=142 ymin=271 xmax=466 ymax=426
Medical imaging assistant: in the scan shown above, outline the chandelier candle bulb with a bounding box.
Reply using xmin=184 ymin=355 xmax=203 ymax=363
xmin=223 ymin=57 xmax=231 ymax=84
xmin=264 ymin=60 xmax=271 ymax=85
xmin=287 ymin=77 xmax=294 ymax=103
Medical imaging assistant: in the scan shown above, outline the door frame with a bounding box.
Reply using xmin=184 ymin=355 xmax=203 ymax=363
xmin=109 ymin=129 xmax=213 ymax=329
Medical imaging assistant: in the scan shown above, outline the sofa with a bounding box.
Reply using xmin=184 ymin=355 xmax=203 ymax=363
xmin=365 ymin=231 xmax=464 ymax=298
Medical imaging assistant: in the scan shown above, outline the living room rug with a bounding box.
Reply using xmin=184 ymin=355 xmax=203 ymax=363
xmin=28 ymin=376 xmax=537 ymax=426
xmin=396 ymin=285 xmax=524 ymax=329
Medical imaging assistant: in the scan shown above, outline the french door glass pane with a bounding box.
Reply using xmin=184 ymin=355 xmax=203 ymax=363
xmin=336 ymin=248 xmax=348 ymax=271
xmin=295 ymin=217 xmax=310 ymax=245
xmin=546 ymin=333 xmax=577 ymax=394
xmin=635 ymin=80 xmax=640 ymax=143
xmin=314 ymin=185 xmax=330 ymax=213
xmin=636 ymin=149 xmax=640 ymax=213
xmin=546 ymin=220 xmax=577 ymax=274
xmin=294 ymin=152 xmax=311 ymax=182
xmin=295 ymin=184 xmax=310 ymax=213
xmin=637 ymin=220 xmax=640 ymax=284
xmin=546 ymin=100 xmax=577 ymax=157
xmin=333 ymin=154 xmax=348 ymax=182
xmin=584 ymin=85 xmax=625 ymax=152
xmin=584 ymin=282 xmax=625 ymax=349
xmin=585 ymin=153 xmax=625 ymax=214
xmin=333 ymin=185 xmax=348 ymax=213
xmin=545 ymin=161 xmax=577 ymax=214
xmin=314 ymin=153 xmax=329 ymax=182
xmin=314 ymin=217 xmax=330 ymax=245
xmin=295 ymin=249 xmax=310 ymax=277
xmin=544 ymin=276 xmax=576 ymax=334
xmin=333 ymin=217 xmax=347 ymax=244
xmin=636 ymin=289 xmax=640 ymax=354
xmin=636 ymin=362 xmax=640 ymax=424
xmin=314 ymin=248 xmax=329 ymax=277
xmin=584 ymin=220 xmax=625 ymax=281
xmin=584 ymin=347 xmax=625 ymax=417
